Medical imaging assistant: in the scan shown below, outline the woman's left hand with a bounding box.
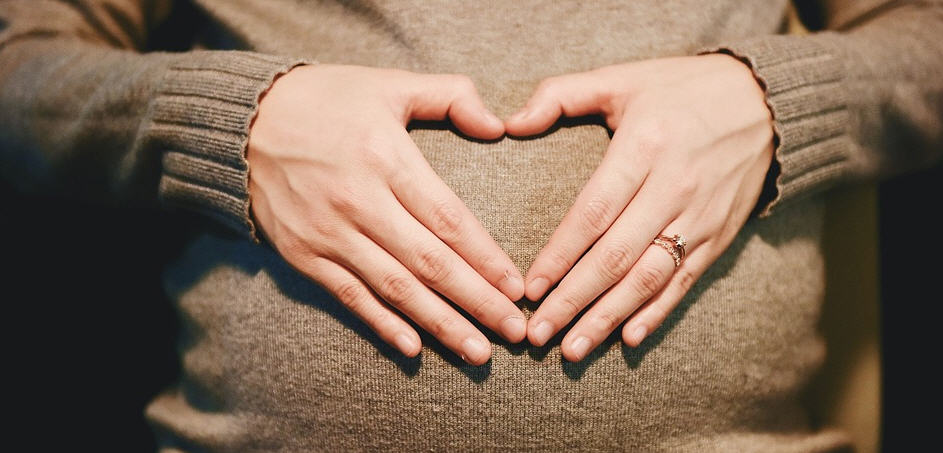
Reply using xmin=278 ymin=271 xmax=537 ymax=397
xmin=505 ymin=54 xmax=775 ymax=361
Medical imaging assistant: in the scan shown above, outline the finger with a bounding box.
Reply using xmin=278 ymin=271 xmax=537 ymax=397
xmin=308 ymin=257 xmax=422 ymax=357
xmin=523 ymin=127 xmax=648 ymax=301
xmin=560 ymin=226 xmax=702 ymax=361
xmin=557 ymin=246 xmax=674 ymax=361
xmin=331 ymin=234 xmax=494 ymax=365
xmin=619 ymin=145 xmax=762 ymax=347
xmin=527 ymin=181 xmax=678 ymax=347
xmin=505 ymin=71 xmax=611 ymax=136
xmin=356 ymin=189 xmax=527 ymax=343
xmin=623 ymin=246 xmax=711 ymax=348
xmin=388 ymin=129 xmax=525 ymax=301
xmin=404 ymin=73 xmax=504 ymax=140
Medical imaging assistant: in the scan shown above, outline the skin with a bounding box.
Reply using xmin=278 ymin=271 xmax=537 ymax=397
xmin=246 ymin=64 xmax=527 ymax=366
xmin=506 ymin=53 xmax=776 ymax=361
xmin=247 ymin=54 xmax=774 ymax=366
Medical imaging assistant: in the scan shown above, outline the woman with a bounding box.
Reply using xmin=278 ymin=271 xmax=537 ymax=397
xmin=1 ymin=0 xmax=939 ymax=450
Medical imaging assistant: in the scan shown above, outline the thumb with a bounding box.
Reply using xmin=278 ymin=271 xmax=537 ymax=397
xmin=404 ymin=73 xmax=504 ymax=140
xmin=505 ymin=71 xmax=611 ymax=137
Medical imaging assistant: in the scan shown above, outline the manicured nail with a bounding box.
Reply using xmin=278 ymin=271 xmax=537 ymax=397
xmin=501 ymin=316 xmax=527 ymax=342
xmin=497 ymin=270 xmax=525 ymax=300
xmin=629 ymin=326 xmax=647 ymax=346
xmin=461 ymin=337 xmax=491 ymax=364
xmin=531 ymin=320 xmax=555 ymax=346
xmin=394 ymin=332 xmax=418 ymax=356
xmin=569 ymin=336 xmax=592 ymax=361
xmin=528 ymin=277 xmax=551 ymax=300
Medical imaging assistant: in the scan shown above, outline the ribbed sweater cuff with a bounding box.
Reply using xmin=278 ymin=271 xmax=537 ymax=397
xmin=151 ymin=51 xmax=311 ymax=243
xmin=699 ymin=35 xmax=852 ymax=218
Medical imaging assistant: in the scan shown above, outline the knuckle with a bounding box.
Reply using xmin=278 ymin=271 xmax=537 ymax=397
xmin=598 ymin=241 xmax=634 ymax=280
xmin=336 ymin=281 xmax=395 ymax=329
xmin=453 ymin=74 xmax=476 ymax=91
xmin=429 ymin=314 xmax=461 ymax=339
xmin=385 ymin=161 xmax=411 ymax=192
xmin=474 ymin=251 xmax=497 ymax=275
xmin=446 ymin=73 xmax=470 ymax=83
xmin=676 ymin=268 xmax=698 ymax=293
xmin=673 ymin=177 xmax=698 ymax=200
xmin=278 ymin=229 xmax=326 ymax=263
xmin=589 ymin=73 xmax=619 ymax=114
xmin=632 ymin=118 xmax=672 ymax=158
xmin=378 ymin=273 xmax=415 ymax=307
xmin=466 ymin=295 xmax=496 ymax=321
xmin=558 ymin=294 xmax=585 ymax=318
xmin=335 ymin=280 xmax=366 ymax=307
xmin=534 ymin=77 xmax=559 ymax=97
xmin=368 ymin=307 xmax=396 ymax=330
xmin=309 ymin=217 xmax=344 ymax=241
xmin=325 ymin=184 xmax=361 ymax=214
xmin=428 ymin=200 xmax=463 ymax=240
xmin=439 ymin=73 xmax=476 ymax=96
xmin=276 ymin=232 xmax=309 ymax=259
xmin=632 ymin=265 xmax=668 ymax=298
xmin=596 ymin=309 xmax=625 ymax=332
xmin=648 ymin=306 xmax=670 ymax=326
xmin=358 ymin=131 xmax=394 ymax=172
xmin=708 ymin=216 xmax=729 ymax=236
xmin=414 ymin=247 xmax=452 ymax=285
xmin=545 ymin=248 xmax=574 ymax=274
xmin=579 ymin=197 xmax=615 ymax=233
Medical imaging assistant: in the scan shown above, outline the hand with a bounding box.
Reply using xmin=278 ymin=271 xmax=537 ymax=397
xmin=506 ymin=54 xmax=774 ymax=361
xmin=247 ymin=64 xmax=527 ymax=365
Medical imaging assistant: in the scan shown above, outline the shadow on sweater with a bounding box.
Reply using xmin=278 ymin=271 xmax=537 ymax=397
xmin=164 ymin=120 xmax=814 ymax=385
xmin=530 ymin=192 xmax=809 ymax=380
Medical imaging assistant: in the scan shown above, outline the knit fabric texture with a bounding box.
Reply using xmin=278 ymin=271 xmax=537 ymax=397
xmin=1 ymin=0 xmax=941 ymax=451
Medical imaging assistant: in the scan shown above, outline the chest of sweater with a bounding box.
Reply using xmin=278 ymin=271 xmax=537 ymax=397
xmin=193 ymin=0 xmax=787 ymax=111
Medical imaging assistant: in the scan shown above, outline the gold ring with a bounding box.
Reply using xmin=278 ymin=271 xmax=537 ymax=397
xmin=652 ymin=234 xmax=686 ymax=267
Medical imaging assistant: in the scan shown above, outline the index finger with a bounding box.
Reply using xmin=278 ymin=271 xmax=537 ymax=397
xmin=523 ymin=127 xmax=649 ymax=300
xmin=388 ymin=129 xmax=525 ymax=301
xmin=527 ymin=181 xmax=675 ymax=347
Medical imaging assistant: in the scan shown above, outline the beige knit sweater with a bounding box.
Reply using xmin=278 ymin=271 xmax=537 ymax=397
xmin=1 ymin=0 xmax=941 ymax=451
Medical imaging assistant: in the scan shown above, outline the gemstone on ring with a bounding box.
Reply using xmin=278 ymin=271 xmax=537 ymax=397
xmin=653 ymin=233 xmax=687 ymax=267
xmin=672 ymin=234 xmax=686 ymax=260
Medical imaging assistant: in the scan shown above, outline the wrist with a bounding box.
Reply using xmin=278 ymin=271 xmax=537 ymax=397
xmin=702 ymin=52 xmax=778 ymax=217
xmin=696 ymin=37 xmax=851 ymax=218
xmin=154 ymin=52 xmax=312 ymax=243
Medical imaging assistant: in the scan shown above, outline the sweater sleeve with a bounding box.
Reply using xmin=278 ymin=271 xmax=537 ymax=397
xmin=0 ymin=0 xmax=310 ymax=242
xmin=699 ymin=0 xmax=943 ymax=218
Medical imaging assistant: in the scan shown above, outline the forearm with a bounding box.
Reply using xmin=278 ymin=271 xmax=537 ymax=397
xmin=701 ymin=0 xmax=943 ymax=217
xmin=0 ymin=1 xmax=308 ymax=240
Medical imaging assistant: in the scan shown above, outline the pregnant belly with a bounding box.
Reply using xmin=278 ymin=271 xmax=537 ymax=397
xmin=147 ymin=125 xmax=848 ymax=452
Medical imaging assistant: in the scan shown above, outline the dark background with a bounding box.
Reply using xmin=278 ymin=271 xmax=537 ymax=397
xmin=875 ymin=163 xmax=941 ymax=451
xmin=3 ymin=162 xmax=940 ymax=451
xmin=3 ymin=1 xmax=936 ymax=450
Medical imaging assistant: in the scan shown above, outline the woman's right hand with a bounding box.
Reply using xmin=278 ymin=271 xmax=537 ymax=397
xmin=246 ymin=64 xmax=525 ymax=365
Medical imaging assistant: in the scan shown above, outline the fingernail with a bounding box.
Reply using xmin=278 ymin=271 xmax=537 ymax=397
xmin=483 ymin=110 xmax=503 ymax=127
xmin=507 ymin=109 xmax=530 ymax=122
xmin=498 ymin=271 xmax=524 ymax=300
xmin=528 ymin=277 xmax=551 ymax=300
xmin=531 ymin=320 xmax=555 ymax=346
xmin=394 ymin=332 xmax=418 ymax=356
xmin=461 ymin=337 xmax=490 ymax=364
xmin=569 ymin=336 xmax=592 ymax=361
xmin=630 ymin=326 xmax=648 ymax=346
xmin=501 ymin=316 xmax=526 ymax=342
